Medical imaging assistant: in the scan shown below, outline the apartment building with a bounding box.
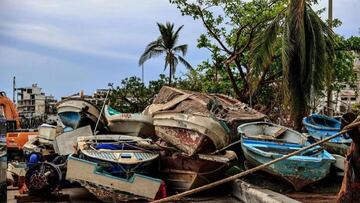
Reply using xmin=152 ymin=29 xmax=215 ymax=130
xmin=16 ymin=84 xmax=57 ymax=118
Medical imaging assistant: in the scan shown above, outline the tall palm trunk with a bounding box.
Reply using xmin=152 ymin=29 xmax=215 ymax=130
xmin=284 ymin=0 xmax=306 ymax=131
xmin=169 ymin=64 xmax=172 ymax=85
xmin=326 ymin=0 xmax=334 ymax=116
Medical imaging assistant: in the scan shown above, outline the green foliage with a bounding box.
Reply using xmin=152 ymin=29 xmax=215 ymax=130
xmin=108 ymin=77 xmax=154 ymax=113
xmin=249 ymin=0 xmax=335 ymax=130
xmin=331 ymin=36 xmax=358 ymax=92
xmin=139 ymin=22 xmax=192 ymax=84
xmin=108 ymin=74 xmax=206 ymax=113
xmin=170 ymin=0 xmax=287 ymax=102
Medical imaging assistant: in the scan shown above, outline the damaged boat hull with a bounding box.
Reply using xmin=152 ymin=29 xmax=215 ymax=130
xmin=238 ymin=122 xmax=335 ymax=191
xmin=66 ymin=154 xmax=163 ymax=202
xmin=57 ymin=99 xmax=106 ymax=131
xmin=105 ymin=105 xmax=154 ymax=137
xmin=303 ymin=114 xmax=351 ymax=155
xmin=160 ymin=150 xmax=237 ymax=192
xmin=241 ymin=138 xmax=335 ymax=191
xmin=153 ymin=112 xmax=230 ymax=156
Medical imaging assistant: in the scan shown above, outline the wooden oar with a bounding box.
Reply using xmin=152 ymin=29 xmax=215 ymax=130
xmin=152 ymin=119 xmax=360 ymax=203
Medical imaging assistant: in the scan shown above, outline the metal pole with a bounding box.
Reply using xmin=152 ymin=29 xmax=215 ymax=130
xmin=13 ymin=76 xmax=16 ymax=103
xmin=142 ymin=64 xmax=144 ymax=83
xmin=93 ymin=83 xmax=113 ymax=136
xmin=328 ymin=0 xmax=333 ymax=28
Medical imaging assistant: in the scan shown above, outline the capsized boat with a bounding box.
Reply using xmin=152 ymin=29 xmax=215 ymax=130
xmin=77 ymin=135 xmax=160 ymax=178
xmin=160 ymin=150 xmax=237 ymax=192
xmin=153 ymin=112 xmax=230 ymax=156
xmin=56 ymin=99 xmax=106 ymax=131
xmin=104 ymin=105 xmax=154 ymax=137
xmin=144 ymin=86 xmax=265 ymax=139
xmin=238 ymin=122 xmax=335 ymax=191
xmin=66 ymin=154 xmax=165 ymax=202
xmin=303 ymin=114 xmax=351 ymax=155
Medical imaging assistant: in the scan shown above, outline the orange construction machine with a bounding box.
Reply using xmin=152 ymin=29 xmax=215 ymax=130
xmin=0 ymin=91 xmax=38 ymax=151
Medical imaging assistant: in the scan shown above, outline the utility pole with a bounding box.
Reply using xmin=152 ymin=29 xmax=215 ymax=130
xmin=326 ymin=0 xmax=334 ymax=116
xmin=328 ymin=0 xmax=333 ymax=28
xmin=142 ymin=64 xmax=144 ymax=83
xmin=13 ymin=76 xmax=16 ymax=103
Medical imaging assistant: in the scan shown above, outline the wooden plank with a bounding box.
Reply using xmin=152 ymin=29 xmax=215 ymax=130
xmin=149 ymin=94 xmax=192 ymax=114
xmin=272 ymin=128 xmax=287 ymax=138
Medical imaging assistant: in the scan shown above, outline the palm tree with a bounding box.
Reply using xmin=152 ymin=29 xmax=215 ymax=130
xmin=139 ymin=22 xmax=193 ymax=85
xmin=251 ymin=0 xmax=334 ymax=131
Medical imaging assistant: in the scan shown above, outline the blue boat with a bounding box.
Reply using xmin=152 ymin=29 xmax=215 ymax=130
xmin=303 ymin=114 xmax=351 ymax=155
xmin=238 ymin=122 xmax=335 ymax=191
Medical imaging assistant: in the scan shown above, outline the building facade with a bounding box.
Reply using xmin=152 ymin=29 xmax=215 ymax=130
xmin=317 ymin=54 xmax=360 ymax=115
xmin=16 ymin=84 xmax=57 ymax=118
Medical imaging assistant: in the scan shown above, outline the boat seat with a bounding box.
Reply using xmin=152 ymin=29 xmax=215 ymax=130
xmin=272 ymin=128 xmax=287 ymax=138
xmin=244 ymin=134 xmax=290 ymax=143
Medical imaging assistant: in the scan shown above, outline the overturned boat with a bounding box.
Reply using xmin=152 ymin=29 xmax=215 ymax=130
xmin=238 ymin=122 xmax=335 ymax=191
xmin=57 ymin=99 xmax=106 ymax=131
xmin=146 ymin=86 xmax=265 ymax=155
xmin=145 ymin=86 xmax=265 ymax=135
xmin=303 ymin=114 xmax=351 ymax=155
xmin=104 ymin=105 xmax=154 ymax=137
xmin=160 ymin=150 xmax=237 ymax=192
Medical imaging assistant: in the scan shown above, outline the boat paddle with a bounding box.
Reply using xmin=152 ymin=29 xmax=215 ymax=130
xmin=152 ymin=117 xmax=360 ymax=203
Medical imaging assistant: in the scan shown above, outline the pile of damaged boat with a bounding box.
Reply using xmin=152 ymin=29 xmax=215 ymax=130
xmin=20 ymin=86 xmax=345 ymax=202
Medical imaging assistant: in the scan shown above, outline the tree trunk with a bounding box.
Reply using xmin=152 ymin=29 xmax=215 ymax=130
xmin=327 ymin=88 xmax=333 ymax=116
xmin=225 ymin=64 xmax=242 ymax=100
xmin=169 ymin=63 xmax=172 ymax=85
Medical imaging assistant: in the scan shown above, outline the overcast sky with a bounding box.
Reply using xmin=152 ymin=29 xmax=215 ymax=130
xmin=0 ymin=0 xmax=359 ymax=100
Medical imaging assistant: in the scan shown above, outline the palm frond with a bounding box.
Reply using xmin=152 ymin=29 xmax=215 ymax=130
xmin=250 ymin=16 xmax=280 ymax=72
xmin=139 ymin=37 xmax=165 ymax=66
xmin=177 ymin=55 xmax=193 ymax=70
xmin=173 ymin=44 xmax=188 ymax=56
xmin=171 ymin=25 xmax=184 ymax=49
xmin=139 ymin=48 xmax=166 ymax=66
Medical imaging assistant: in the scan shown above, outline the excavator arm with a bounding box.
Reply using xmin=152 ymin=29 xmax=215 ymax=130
xmin=0 ymin=91 xmax=20 ymax=129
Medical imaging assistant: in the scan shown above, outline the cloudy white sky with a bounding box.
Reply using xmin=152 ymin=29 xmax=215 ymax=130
xmin=0 ymin=0 xmax=359 ymax=99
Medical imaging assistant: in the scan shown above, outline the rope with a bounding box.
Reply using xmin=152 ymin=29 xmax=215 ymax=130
xmin=152 ymin=118 xmax=360 ymax=203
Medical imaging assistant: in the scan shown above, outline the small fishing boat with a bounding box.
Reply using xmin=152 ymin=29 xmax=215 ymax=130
xmin=104 ymin=105 xmax=154 ymax=137
xmin=238 ymin=122 xmax=335 ymax=191
xmin=303 ymin=114 xmax=351 ymax=155
xmin=153 ymin=112 xmax=230 ymax=156
xmin=56 ymin=99 xmax=106 ymax=131
xmin=77 ymin=135 xmax=160 ymax=178
xmin=160 ymin=150 xmax=237 ymax=192
xmin=66 ymin=154 xmax=165 ymax=202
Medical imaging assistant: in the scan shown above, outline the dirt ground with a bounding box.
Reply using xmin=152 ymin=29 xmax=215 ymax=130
xmin=7 ymin=186 xmax=242 ymax=203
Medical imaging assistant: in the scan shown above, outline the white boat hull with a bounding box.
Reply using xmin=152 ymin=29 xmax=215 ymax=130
xmin=105 ymin=105 xmax=154 ymax=136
